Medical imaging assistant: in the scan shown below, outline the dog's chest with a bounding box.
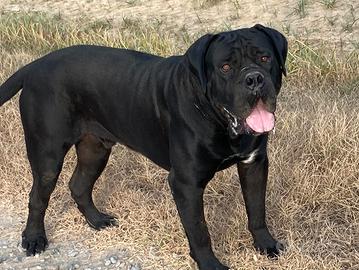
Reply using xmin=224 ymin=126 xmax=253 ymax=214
xmin=216 ymin=134 xmax=267 ymax=170
xmin=223 ymin=148 xmax=259 ymax=164
xmin=216 ymin=148 xmax=259 ymax=171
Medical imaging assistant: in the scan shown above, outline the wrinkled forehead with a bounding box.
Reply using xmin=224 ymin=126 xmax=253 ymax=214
xmin=206 ymin=29 xmax=274 ymax=63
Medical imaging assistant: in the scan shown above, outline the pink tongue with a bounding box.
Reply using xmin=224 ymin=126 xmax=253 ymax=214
xmin=245 ymin=100 xmax=275 ymax=133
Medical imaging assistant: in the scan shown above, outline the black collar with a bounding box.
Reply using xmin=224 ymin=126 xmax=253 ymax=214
xmin=193 ymin=91 xmax=227 ymax=130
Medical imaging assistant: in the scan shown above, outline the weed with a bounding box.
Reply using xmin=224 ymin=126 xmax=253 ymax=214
xmin=325 ymin=16 xmax=337 ymax=27
xmin=294 ymin=0 xmax=308 ymax=18
xmin=342 ymin=5 xmax=358 ymax=33
xmin=320 ymin=0 xmax=336 ymax=9
xmin=231 ymin=0 xmax=241 ymax=18
xmin=282 ymin=23 xmax=291 ymax=35
xmin=126 ymin=0 xmax=139 ymax=5
xmin=193 ymin=0 xmax=223 ymax=8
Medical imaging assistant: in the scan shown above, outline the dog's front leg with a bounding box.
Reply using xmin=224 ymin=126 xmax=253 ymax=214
xmin=168 ymin=170 xmax=229 ymax=270
xmin=237 ymin=154 xmax=283 ymax=257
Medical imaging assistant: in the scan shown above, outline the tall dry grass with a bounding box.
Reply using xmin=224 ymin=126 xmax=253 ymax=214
xmin=0 ymin=12 xmax=358 ymax=269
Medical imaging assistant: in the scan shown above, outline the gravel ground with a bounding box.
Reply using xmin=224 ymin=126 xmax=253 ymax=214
xmin=0 ymin=238 xmax=141 ymax=270
xmin=0 ymin=206 xmax=143 ymax=270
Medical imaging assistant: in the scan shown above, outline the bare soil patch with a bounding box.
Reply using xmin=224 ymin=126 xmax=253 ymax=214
xmin=0 ymin=0 xmax=358 ymax=49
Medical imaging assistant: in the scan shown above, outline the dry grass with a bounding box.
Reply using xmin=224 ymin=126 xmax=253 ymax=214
xmin=192 ymin=0 xmax=224 ymax=8
xmin=0 ymin=12 xmax=359 ymax=270
xmin=0 ymin=12 xmax=177 ymax=56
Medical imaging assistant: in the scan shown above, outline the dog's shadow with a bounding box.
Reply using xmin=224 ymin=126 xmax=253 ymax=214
xmin=94 ymin=155 xmax=252 ymax=253
xmin=92 ymin=146 xmax=170 ymax=218
xmin=45 ymin=148 xmax=285 ymax=268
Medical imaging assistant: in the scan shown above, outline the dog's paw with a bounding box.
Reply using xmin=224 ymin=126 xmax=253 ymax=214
xmin=254 ymin=236 xmax=284 ymax=258
xmin=21 ymin=231 xmax=48 ymax=256
xmin=86 ymin=212 xmax=118 ymax=230
xmin=197 ymin=257 xmax=230 ymax=270
xmin=255 ymin=240 xmax=284 ymax=258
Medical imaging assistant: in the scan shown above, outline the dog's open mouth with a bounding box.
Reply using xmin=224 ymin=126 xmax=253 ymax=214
xmin=222 ymin=99 xmax=275 ymax=137
xmin=246 ymin=99 xmax=275 ymax=133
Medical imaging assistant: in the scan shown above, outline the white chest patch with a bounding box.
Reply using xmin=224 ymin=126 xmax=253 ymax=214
xmin=241 ymin=148 xmax=259 ymax=164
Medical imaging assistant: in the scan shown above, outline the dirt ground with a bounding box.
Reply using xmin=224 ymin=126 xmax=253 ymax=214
xmin=0 ymin=0 xmax=358 ymax=49
xmin=0 ymin=1 xmax=358 ymax=270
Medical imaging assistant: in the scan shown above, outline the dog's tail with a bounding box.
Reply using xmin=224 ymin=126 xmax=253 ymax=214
xmin=0 ymin=66 xmax=28 ymax=106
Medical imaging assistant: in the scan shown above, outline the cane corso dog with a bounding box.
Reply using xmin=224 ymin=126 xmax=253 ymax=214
xmin=0 ymin=24 xmax=287 ymax=269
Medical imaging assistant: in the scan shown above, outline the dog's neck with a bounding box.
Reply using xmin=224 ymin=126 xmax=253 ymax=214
xmin=193 ymin=91 xmax=227 ymax=130
xmin=186 ymin=71 xmax=228 ymax=131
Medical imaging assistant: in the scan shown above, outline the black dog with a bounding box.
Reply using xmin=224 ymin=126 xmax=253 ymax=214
xmin=0 ymin=24 xmax=287 ymax=270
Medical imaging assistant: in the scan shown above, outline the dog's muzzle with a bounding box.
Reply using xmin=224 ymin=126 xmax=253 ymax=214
xmin=221 ymin=107 xmax=251 ymax=138
xmin=220 ymin=99 xmax=276 ymax=139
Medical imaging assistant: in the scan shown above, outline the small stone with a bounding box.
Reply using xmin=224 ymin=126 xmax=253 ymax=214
xmin=71 ymin=264 xmax=81 ymax=270
xmin=46 ymin=266 xmax=59 ymax=270
xmin=23 ymin=256 xmax=32 ymax=262
xmin=110 ymin=256 xmax=117 ymax=264
xmin=104 ymin=259 xmax=111 ymax=266
xmin=36 ymin=266 xmax=42 ymax=270
xmin=116 ymin=261 xmax=125 ymax=267
xmin=117 ymin=249 xmax=128 ymax=258
xmin=13 ymin=256 xmax=22 ymax=262
xmin=69 ymin=263 xmax=80 ymax=270
xmin=129 ymin=264 xmax=141 ymax=270
xmin=51 ymin=248 xmax=60 ymax=255
xmin=68 ymin=250 xmax=79 ymax=257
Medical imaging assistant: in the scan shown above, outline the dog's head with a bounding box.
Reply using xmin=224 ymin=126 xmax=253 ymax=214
xmin=185 ymin=24 xmax=287 ymax=138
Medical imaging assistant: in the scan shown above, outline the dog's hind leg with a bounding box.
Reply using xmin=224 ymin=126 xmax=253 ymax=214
xmin=21 ymin=133 xmax=72 ymax=256
xmin=69 ymin=134 xmax=117 ymax=230
xmin=19 ymin=87 xmax=76 ymax=256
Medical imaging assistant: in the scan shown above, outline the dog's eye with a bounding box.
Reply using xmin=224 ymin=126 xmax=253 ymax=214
xmin=260 ymin=56 xmax=271 ymax=63
xmin=221 ymin=64 xmax=231 ymax=73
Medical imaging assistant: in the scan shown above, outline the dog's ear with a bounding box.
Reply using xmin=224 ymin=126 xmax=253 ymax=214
xmin=254 ymin=24 xmax=288 ymax=76
xmin=185 ymin=34 xmax=217 ymax=91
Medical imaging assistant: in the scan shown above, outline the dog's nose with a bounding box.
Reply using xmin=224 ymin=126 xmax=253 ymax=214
xmin=245 ymin=71 xmax=264 ymax=91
